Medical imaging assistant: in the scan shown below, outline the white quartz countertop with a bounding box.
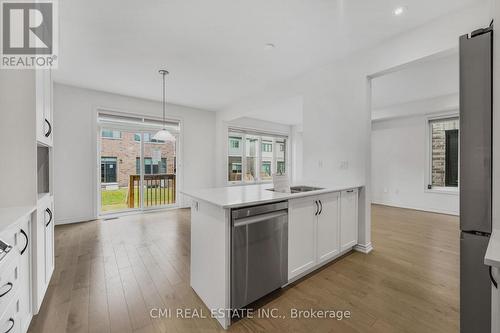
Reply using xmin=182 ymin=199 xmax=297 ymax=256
xmin=182 ymin=183 xmax=363 ymax=209
xmin=485 ymin=229 xmax=500 ymax=268
xmin=0 ymin=206 xmax=36 ymax=234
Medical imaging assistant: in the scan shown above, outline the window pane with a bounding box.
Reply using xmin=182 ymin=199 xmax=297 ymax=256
xmin=261 ymin=138 xmax=274 ymax=181
xmin=445 ymin=130 xmax=459 ymax=187
xmin=430 ymin=118 xmax=459 ymax=187
xmin=245 ymin=136 xmax=258 ymax=182
xmin=228 ymin=134 xmax=243 ymax=182
xmin=101 ymin=157 xmax=117 ymax=183
xmin=102 ymin=129 xmax=121 ymax=139
xmin=228 ymin=157 xmax=242 ymax=181
xmin=144 ymin=157 xmax=152 ymax=174
xmin=261 ymin=161 xmax=272 ymax=180
xmin=275 ymin=139 xmax=286 ymax=175
xmin=227 ymin=131 xmax=287 ymax=183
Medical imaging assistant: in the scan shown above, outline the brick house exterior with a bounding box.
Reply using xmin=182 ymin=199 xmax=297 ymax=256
xmin=431 ymin=118 xmax=459 ymax=187
xmin=101 ymin=131 xmax=176 ymax=187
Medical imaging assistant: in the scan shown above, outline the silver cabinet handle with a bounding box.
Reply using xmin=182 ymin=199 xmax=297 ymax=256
xmin=318 ymin=200 xmax=323 ymax=215
xmin=314 ymin=201 xmax=319 ymax=216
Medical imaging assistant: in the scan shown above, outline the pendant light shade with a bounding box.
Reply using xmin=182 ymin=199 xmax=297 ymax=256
xmin=152 ymin=128 xmax=175 ymax=141
xmin=153 ymin=69 xmax=175 ymax=142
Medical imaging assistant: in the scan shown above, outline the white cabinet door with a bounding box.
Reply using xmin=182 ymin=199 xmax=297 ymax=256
xmin=43 ymin=198 xmax=54 ymax=285
xmin=288 ymin=197 xmax=317 ymax=279
xmin=35 ymin=70 xmax=53 ymax=146
xmin=17 ymin=218 xmax=32 ymax=333
xmin=340 ymin=189 xmax=358 ymax=252
xmin=316 ymin=192 xmax=340 ymax=263
xmin=33 ymin=195 xmax=54 ymax=313
xmin=34 ymin=201 xmax=46 ymax=312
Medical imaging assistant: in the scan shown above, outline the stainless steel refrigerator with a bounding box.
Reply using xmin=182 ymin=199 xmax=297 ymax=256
xmin=459 ymin=26 xmax=493 ymax=333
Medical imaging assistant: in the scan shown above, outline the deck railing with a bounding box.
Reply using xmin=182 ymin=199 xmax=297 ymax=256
xmin=128 ymin=174 xmax=176 ymax=208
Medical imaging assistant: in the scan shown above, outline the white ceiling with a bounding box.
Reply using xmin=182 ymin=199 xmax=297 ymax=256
xmin=54 ymin=0 xmax=482 ymax=112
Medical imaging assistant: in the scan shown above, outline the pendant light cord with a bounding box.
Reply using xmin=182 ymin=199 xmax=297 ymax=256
xmin=162 ymin=71 xmax=166 ymax=129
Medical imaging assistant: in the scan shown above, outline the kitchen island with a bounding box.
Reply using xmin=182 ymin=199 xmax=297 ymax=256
xmin=182 ymin=183 xmax=365 ymax=329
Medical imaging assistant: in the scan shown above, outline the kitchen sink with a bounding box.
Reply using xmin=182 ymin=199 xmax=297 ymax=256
xmin=267 ymin=185 xmax=324 ymax=193
xmin=290 ymin=186 xmax=324 ymax=192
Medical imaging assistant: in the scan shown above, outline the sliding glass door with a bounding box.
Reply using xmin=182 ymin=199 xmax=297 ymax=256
xmin=99 ymin=128 xmax=142 ymax=213
xmin=140 ymin=131 xmax=177 ymax=210
xmin=98 ymin=124 xmax=178 ymax=215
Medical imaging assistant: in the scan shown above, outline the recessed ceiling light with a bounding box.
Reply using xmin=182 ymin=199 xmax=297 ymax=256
xmin=393 ymin=6 xmax=406 ymax=16
xmin=265 ymin=43 xmax=275 ymax=49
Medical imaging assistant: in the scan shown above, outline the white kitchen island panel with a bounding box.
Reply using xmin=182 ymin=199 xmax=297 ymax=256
xmin=190 ymin=200 xmax=231 ymax=329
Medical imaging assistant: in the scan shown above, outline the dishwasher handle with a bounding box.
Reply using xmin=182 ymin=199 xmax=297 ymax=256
xmin=233 ymin=210 xmax=288 ymax=228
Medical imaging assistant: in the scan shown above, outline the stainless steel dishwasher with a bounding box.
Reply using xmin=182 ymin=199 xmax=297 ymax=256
xmin=231 ymin=201 xmax=288 ymax=310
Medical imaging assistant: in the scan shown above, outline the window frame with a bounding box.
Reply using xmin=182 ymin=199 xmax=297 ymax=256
xmin=226 ymin=127 xmax=289 ymax=186
xmin=425 ymin=112 xmax=460 ymax=195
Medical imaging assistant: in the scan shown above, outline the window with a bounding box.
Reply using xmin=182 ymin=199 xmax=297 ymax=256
xmin=101 ymin=157 xmax=117 ymax=183
xmin=228 ymin=134 xmax=243 ymax=181
xmin=229 ymin=138 xmax=240 ymax=149
xmin=428 ymin=117 xmax=459 ymax=189
xmin=101 ymin=129 xmax=121 ymax=139
xmin=227 ymin=130 xmax=287 ymax=184
xmin=262 ymin=142 xmax=272 ymax=152
xmin=136 ymin=157 xmax=167 ymax=175
xmin=277 ymin=161 xmax=285 ymax=175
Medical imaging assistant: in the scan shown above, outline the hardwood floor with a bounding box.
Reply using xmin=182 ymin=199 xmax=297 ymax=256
xmin=28 ymin=204 xmax=459 ymax=333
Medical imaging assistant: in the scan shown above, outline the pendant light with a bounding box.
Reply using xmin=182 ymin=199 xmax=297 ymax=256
xmin=153 ymin=69 xmax=175 ymax=142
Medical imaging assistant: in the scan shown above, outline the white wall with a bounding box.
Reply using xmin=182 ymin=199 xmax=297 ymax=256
xmin=372 ymin=116 xmax=459 ymax=215
xmin=0 ymin=71 xmax=37 ymax=208
xmin=216 ymin=1 xmax=491 ymax=252
xmin=372 ymin=53 xmax=458 ymax=110
xmin=291 ymin=125 xmax=303 ymax=183
xmin=53 ymin=84 xmax=216 ymax=224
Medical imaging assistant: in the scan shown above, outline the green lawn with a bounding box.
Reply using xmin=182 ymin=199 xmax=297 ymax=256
xmin=101 ymin=187 xmax=175 ymax=212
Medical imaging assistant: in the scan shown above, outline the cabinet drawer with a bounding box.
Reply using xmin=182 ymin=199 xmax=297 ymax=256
xmin=0 ymin=254 xmax=20 ymax=320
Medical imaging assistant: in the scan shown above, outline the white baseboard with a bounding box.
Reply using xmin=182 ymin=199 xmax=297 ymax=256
xmin=354 ymin=243 xmax=373 ymax=254
xmin=371 ymin=200 xmax=459 ymax=216
xmin=55 ymin=216 xmax=96 ymax=225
